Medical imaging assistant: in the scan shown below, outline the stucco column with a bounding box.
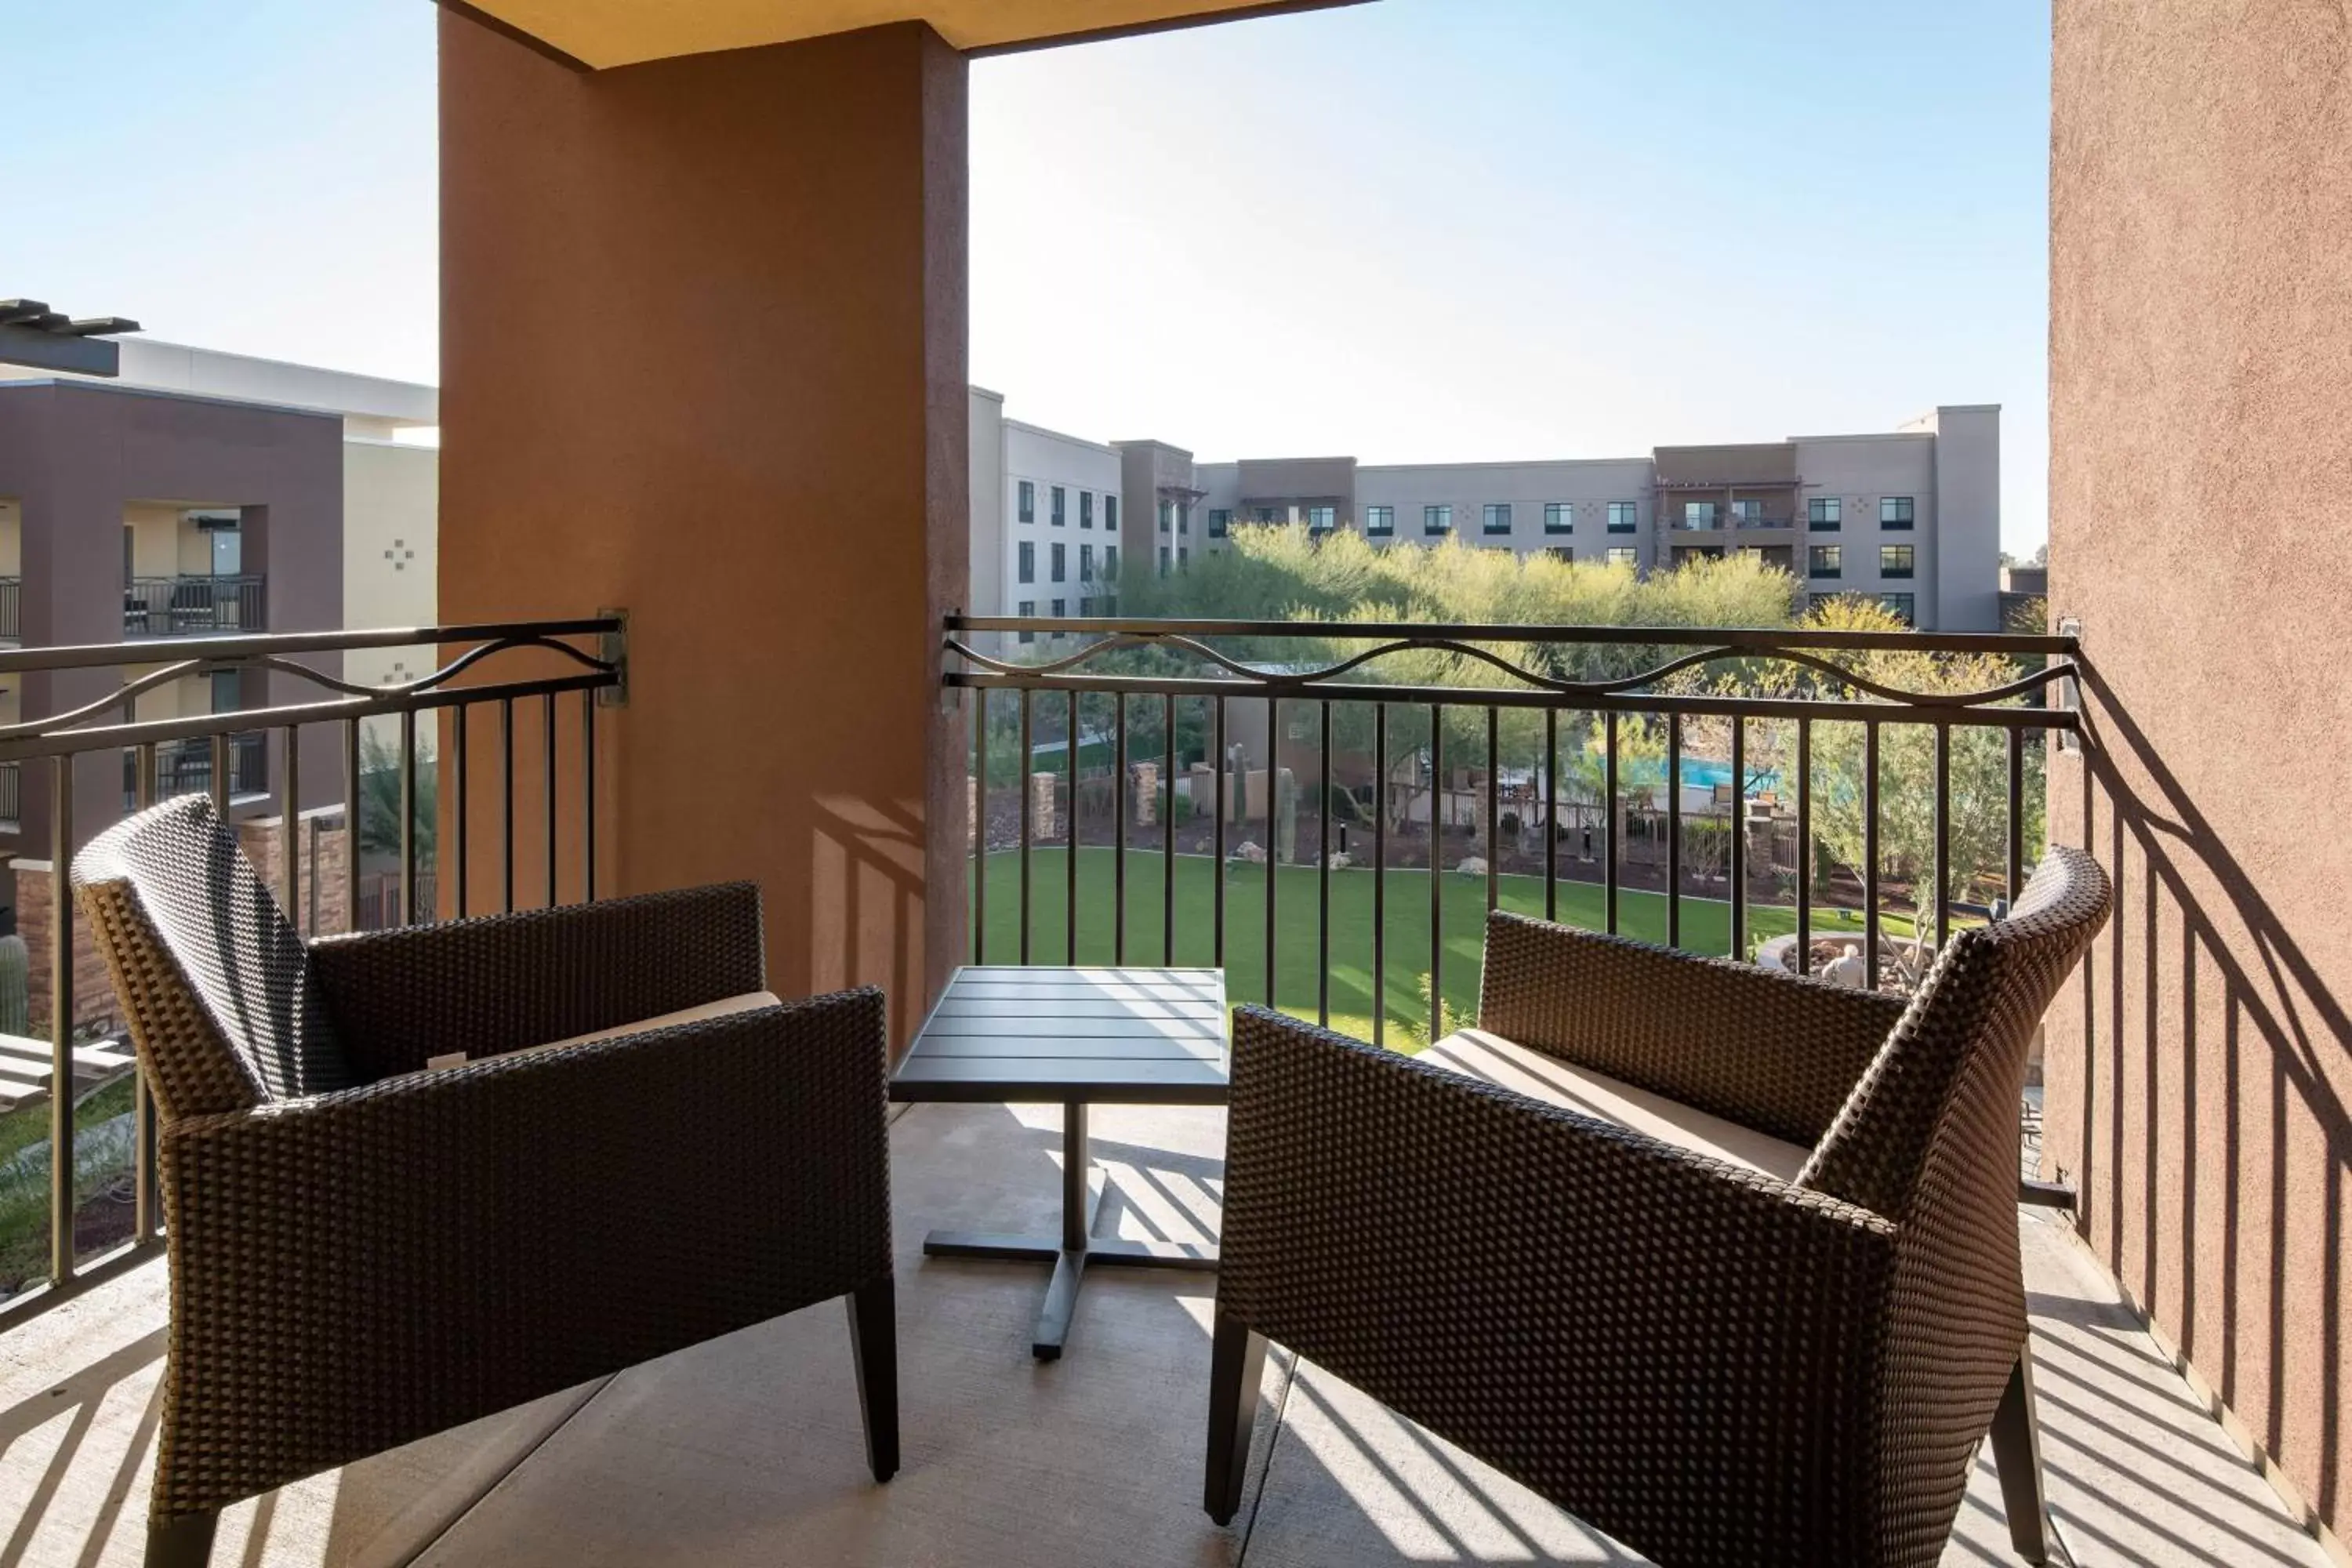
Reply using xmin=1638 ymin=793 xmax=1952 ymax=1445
xmin=438 ymin=13 xmax=969 ymax=1047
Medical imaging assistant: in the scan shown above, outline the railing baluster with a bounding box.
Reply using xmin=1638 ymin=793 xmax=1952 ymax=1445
xmin=209 ymin=732 xmax=228 ymax=818
xmin=1114 ymin=693 xmax=1128 ymax=965
xmin=581 ymin=690 xmax=595 ymax=902
xmin=1544 ymin=706 xmax=1557 ymax=924
xmin=2006 ymin=727 xmax=2025 ymax=906
xmin=1373 ymin=702 xmax=1388 ymax=1048
xmin=1019 ymin=690 xmax=1033 ymax=967
xmin=1864 ymin=718 xmax=1882 ymax=982
xmin=1066 ymin=690 xmax=1079 ymax=966
xmin=1213 ymin=697 xmax=1227 ymax=967
xmin=1429 ymin=703 xmax=1443 ymax=1042
xmin=1484 ymin=706 xmax=1499 ymax=916
xmin=1319 ymin=699 xmax=1332 ymax=1027
xmin=454 ymin=702 xmax=470 ymax=918
xmin=973 ymin=690 xmax=988 ymax=964
xmin=133 ymin=745 xmax=158 ymax=1240
xmin=1933 ymin=719 xmax=1951 ymax=956
xmin=1795 ymin=718 xmax=1812 ymax=976
xmin=399 ymin=710 xmax=418 ymax=926
xmin=1730 ymin=715 xmax=1747 ymax=960
xmin=1668 ymin=712 xmax=1682 ymax=950
xmin=501 ymin=695 xmax=516 ymax=914
xmin=280 ymin=724 xmax=300 ymax=932
xmin=48 ymin=755 xmax=74 ymax=1285
xmin=1603 ymin=710 xmax=1620 ymax=935
xmin=343 ymin=719 xmax=361 ymax=931
xmin=543 ymin=691 xmax=557 ymax=909
xmin=1163 ymin=693 xmax=1175 ymax=966
xmin=1265 ymin=697 xmax=1278 ymax=1009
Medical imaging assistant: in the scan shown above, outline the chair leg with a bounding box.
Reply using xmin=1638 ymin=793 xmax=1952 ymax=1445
xmin=145 ymin=1508 xmax=218 ymax=1568
xmin=1988 ymin=1345 xmax=2052 ymax=1563
xmin=1203 ymin=1308 xmax=1268 ymax=1526
xmin=846 ymin=1275 xmax=899 ymax=1483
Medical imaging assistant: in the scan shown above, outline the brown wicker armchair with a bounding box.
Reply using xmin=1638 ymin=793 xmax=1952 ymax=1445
xmin=1206 ymin=844 xmax=2110 ymax=1568
xmin=73 ymin=796 xmax=898 ymax=1567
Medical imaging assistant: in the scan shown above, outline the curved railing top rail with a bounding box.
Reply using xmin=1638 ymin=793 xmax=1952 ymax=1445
xmin=943 ymin=613 xmax=2076 ymax=658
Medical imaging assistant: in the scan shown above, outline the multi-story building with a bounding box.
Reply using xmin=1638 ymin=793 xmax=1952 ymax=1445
xmin=967 ymin=388 xmax=1127 ymax=643
xmin=0 ymin=340 xmax=437 ymax=880
xmin=1175 ymin=406 xmax=2003 ymax=631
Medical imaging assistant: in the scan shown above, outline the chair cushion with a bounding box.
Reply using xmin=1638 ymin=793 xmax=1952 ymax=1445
xmin=1421 ymin=1028 xmax=1809 ymax=1181
xmin=426 ymin=991 xmax=782 ymax=1069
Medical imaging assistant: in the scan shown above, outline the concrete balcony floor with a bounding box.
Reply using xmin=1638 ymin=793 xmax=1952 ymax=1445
xmin=1 ymin=1100 xmax=2332 ymax=1568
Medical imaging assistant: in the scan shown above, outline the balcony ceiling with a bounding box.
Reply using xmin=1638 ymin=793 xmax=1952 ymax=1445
xmin=449 ymin=0 xmax=1368 ymax=69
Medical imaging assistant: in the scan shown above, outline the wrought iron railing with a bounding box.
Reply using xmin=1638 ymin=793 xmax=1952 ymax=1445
xmin=122 ymin=575 xmax=266 ymax=638
xmin=946 ymin=615 xmax=2075 ymax=1049
xmin=0 ymin=616 xmax=622 ymax=1326
xmin=0 ymin=578 xmax=20 ymax=643
xmin=0 ymin=760 xmax=18 ymax=830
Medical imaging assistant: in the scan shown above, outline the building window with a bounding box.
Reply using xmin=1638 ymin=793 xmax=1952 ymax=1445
xmin=1050 ymin=598 xmax=1065 ymax=636
xmin=1606 ymin=546 xmax=1638 ymax=568
xmin=1104 ymin=545 xmax=1119 ymax=580
xmin=1105 ymin=496 xmax=1119 ymax=531
xmin=1051 ymin=542 xmax=1066 ymax=583
xmin=1178 ymin=546 xmax=1189 ymax=569
xmin=1159 ymin=500 xmax=1174 ymax=535
xmin=1209 ymin=508 xmax=1232 ymax=538
xmin=1051 ymin=486 xmax=1066 ymax=526
xmin=1363 ymin=506 xmax=1394 ymax=535
xmin=1178 ymin=503 xmax=1191 ymax=535
xmin=1017 ymin=600 xmax=1036 ymax=643
xmin=1880 ymin=495 xmax=1915 ymax=529
xmin=1879 ymin=544 xmax=1915 ymax=579
xmin=1880 ymin=593 xmax=1915 ymax=625
xmin=1307 ymin=505 xmax=1336 ymax=533
xmin=1018 ymin=481 xmax=1035 ymax=524
xmin=1544 ymin=503 xmax=1572 ymax=534
xmin=1607 ymin=501 xmax=1637 ymax=533
xmin=1682 ymin=500 xmax=1718 ymax=529
xmin=1080 ymin=596 xmax=1094 ymax=617
xmin=1080 ymin=543 xmax=1094 ymax=582
xmin=1424 ymin=505 xmax=1454 ymax=535
xmin=1483 ymin=503 xmax=1512 ymax=535
xmin=1809 ymin=545 xmax=1843 ymax=579
xmin=1158 ymin=546 xmax=1171 ymax=575
xmin=1809 ymin=496 xmax=1841 ymax=530
xmin=1730 ymin=499 xmax=1765 ymax=524
xmin=1548 ymin=546 xmax=1573 ymax=563
xmin=1252 ymin=506 xmax=1277 ymax=524
xmin=1080 ymin=492 xmax=1094 ymax=528
xmin=1017 ymin=542 xmax=1035 ymax=584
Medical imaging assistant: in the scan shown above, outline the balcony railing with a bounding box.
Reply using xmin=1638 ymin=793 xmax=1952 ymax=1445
xmin=0 ymin=759 xmax=17 ymax=831
xmin=0 ymin=577 xmax=19 ymax=642
xmin=122 ymin=731 xmax=268 ymax=810
xmin=946 ymin=614 xmax=2075 ymax=1048
xmin=123 ymin=574 xmax=265 ymax=638
xmin=0 ymin=617 xmax=621 ymax=1319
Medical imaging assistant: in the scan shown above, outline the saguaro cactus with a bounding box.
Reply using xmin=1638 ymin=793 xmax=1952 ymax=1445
xmin=1275 ymin=768 xmax=1298 ymax=865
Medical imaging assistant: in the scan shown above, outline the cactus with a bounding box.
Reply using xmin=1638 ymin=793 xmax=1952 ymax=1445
xmin=0 ymin=935 xmax=28 ymax=1036
xmin=1275 ymin=768 xmax=1297 ymax=865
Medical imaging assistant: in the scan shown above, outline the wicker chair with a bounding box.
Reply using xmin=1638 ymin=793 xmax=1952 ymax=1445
xmin=73 ymin=796 xmax=898 ymax=1567
xmin=1205 ymin=844 xmax=2110 ymax=1567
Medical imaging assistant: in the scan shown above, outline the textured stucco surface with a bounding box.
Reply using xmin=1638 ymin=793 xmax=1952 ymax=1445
xmin=2045 ymin=0 xmax=2352 ymax=1537
xmin=438 ymin=14 xmax=969 ymax=1047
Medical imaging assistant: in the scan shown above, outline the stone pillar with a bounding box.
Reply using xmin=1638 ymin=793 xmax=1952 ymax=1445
xmin=1029 ymin=771 xmax=1058 ymax=842
xmin=232 ymin=808 xmax=354 ymax=938
xmin=440 ymin=14 xmax=967 ymax=1050
xmin=1132 ymin=761 xmax=1158 ymax=826
xmin=12 ymin=860 xmax=117 ymax=1035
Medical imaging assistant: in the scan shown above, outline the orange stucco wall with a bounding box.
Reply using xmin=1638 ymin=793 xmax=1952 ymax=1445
xmin=2047 ymin=0 xmax=2352 ymax=1534
xmin=437 ymin=13 xmax=970 ymax=1046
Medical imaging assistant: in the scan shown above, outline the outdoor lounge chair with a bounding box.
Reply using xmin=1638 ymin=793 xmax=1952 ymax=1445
xmin=1205 ymin=844 xmax=2110 ymax=1567
xmin=74 ymin=796 xmax=898 ymax=1567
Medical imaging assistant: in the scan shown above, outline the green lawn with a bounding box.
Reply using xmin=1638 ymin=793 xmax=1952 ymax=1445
xmin=971 ymin=848 xmax=1906 ymax=1046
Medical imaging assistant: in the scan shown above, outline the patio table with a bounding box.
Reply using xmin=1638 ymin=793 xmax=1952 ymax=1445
xmin=891 ymin=965 xmax=1228 ymax=1360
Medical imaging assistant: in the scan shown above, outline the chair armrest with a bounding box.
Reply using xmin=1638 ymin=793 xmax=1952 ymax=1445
xmin=310 ymin=882 xmax=764 ymax=1081
xmin=1217 ymin=1006 xmax=1896 ymax=1553
xmin=155 ymin=985 xmax=890 ymax=1518
xmin=1478 ymin=909 xmax=1907 ymax=1146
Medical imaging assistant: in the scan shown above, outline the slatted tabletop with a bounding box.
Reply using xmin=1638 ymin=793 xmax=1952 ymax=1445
xmin=893 ymin=966 xmax=1229 ymax=1106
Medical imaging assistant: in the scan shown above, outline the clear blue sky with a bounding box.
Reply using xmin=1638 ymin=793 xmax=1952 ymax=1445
xmin=8 ymin=0 xmax=2052 ymax=550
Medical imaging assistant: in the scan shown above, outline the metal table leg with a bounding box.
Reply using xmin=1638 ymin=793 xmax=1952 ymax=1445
xmin=920 ymin=1098 xmax=1220 ymax=1360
